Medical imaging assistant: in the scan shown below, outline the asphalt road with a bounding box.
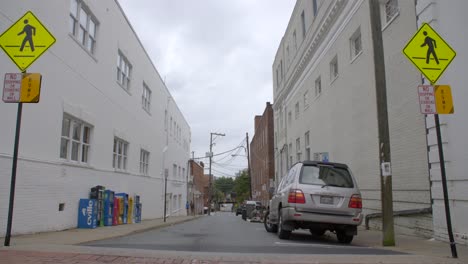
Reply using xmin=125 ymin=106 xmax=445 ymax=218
xmin=85 ymin=212 xmax=404 ymax=255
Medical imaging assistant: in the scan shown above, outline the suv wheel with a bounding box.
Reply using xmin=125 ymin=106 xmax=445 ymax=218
xmin=336 ymin=231 xmax=354 ymax=244
xmin=264 ymin=211 xmax=278 ymax=233
xmin=277 ymin=208 xmax=291 ymax=239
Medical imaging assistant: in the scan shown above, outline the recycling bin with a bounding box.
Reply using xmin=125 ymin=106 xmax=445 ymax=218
xmin=90 ymin=185 xmax=105 ymax=227
xmin=103 ymin=190 xmax=114 ymax=226
xmin=77 ymin=199 xmax=97 ymax=228
xmin=115 ymin=193 xmax=128 ymax=224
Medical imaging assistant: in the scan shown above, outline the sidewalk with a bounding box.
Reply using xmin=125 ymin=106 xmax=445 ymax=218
xmin=1 ymin=215 xmax=199 ymax=246
xmin=353 ymin=226 xmax=468 ymax=261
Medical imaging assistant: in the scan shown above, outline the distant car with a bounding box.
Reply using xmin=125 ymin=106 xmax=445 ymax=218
xmin=236 ymin=205 xmax=244 ymax=216
xmin=264 ymin=161 xmax=362 ymax=244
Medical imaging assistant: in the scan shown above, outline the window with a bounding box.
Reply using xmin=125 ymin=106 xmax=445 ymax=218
xmin=69 ymin=0 xmax=97 ymax=54
xmin=164 ymin=110 xmax=168 ymax=130
xmin=300 ymin=165 xmax=354 ymax=188
xmin=293 ymin=30 xmax=297 ymax=51
xmin=295 ymin=102 xmax=299 ymax=120
xmin=288 ymin=111 xmax=292 ymax=126
xmin=350 ymin=27 xmax=362 ymax=59
xmin=286 ymin=46 xmax=290 ymax=65
xmin=330 ymin=56 xmax=338 ymax=81
xmin=305 ymin=131 xmax=311 ymax=160
xmin=313 ymin=0 xmax=318 ymax=16
xmin=60 ymin=115 xmax=92 ymax=163
xmin=301 ymin=11 xmax=306 ymax=38
xmin=289 ymin=143 xmax=293 ymax=167
xmin=315 ymin=76 xmax=322 ymax=97
xmin=142 ymin=83 xmax=152 ymax=112
xmin=173 ymin=164 xmax=177 ymax=178
xmin=385 ymin=0 xmax=399 ymax=23
xmin=296 ymin=138 xmax=301 ymax=162
xmin=117 ymin=52 xmax=132 ymax=90
xmin=276 ymin=68 xmax=280 ymax=85
xmin=113 ymin=138 xmax=128 ymax=171
xmin=170 ymin=117 xmax=173 ymax=135
xmin=304 ymin=91 xmax=309 ymax=109
xmin=140 ymin=149 xmax=149 ymax=175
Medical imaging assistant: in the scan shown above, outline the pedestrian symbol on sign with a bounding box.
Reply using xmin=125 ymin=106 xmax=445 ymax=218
xmin=18 ymin=19 xmax=36 ymax=52
xmin=420 ymin=31 xmax=438 ymax=65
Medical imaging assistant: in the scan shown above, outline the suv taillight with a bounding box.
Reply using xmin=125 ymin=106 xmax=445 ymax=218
xmin=288 ymin=189 xmax=306 ymax=204
xmin=348 ymin=194 xmax=362 ymax=209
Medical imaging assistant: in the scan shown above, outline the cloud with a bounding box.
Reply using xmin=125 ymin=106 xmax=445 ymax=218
xmin=118 ymin=0 xmax=295 ymax=176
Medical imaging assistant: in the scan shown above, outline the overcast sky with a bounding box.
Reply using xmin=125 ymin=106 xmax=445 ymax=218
xmin=118 ymin=0 xmax=295 ymax=177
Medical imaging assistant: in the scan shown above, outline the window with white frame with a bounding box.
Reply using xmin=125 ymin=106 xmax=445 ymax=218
xmin=330 ymin=56 xmax=338 ymax=81
xmin=301 ymin=11 xmax=306 ymax=39
xmin=305 ymin=131 xmax=311 ymax=160
xmin=315 ymin=76 xmax=322 ymax=97
xmin=385 ymin=0 xmax=399 ymax=23
xmin=289 ymin=143 xmax=293 ymax=167
xmin=142 ymin=83 xmax=151 ymax=112
xmin=288 ymin=111 xmax=292 ymax=126
xmin=69 ymin=0 xmax=97 ymax=54
xmin=313 ymin=0 xmax=318 ymax=16
xmin=113 ymin=138 xmax=128 ymax=171
xmin=296 ymin=138 xmax=301 ymax=162
xmin=60 ymin=115 xmax=92 ymax=163
xmin=173 ymin=164 xmax=177 ymax=178
xmin=303 ymin=91 xmax=309 ymax=109
xmin=140 ymin=149 xmax=149 ymax=175
xmin=350 ymin=27 xmax=362 ymax=59
xmin=295 ymin=102 xmax=299 ymax=120
xmin=293 ymin=30 xmax=297 ymax=51
xmin=117 ymin=52 xmax=131 ymax=90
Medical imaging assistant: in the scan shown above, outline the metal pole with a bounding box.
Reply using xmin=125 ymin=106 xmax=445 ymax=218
xmin=434 ymin=113 xmax=458 ymax=258
xmin=4 ymin=102 xmax=23 ymax=246
xmin=208 ymin=133 xmax=213 ymax=215
xmin=246 ymin=133 xmax=252 ymax=200
xmin=163 ymin=171 xmax=167 ymax=222
xmin=369 ymin=0 xmax=395 ymax=246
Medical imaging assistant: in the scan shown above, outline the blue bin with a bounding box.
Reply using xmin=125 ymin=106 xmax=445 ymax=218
xmin=78 ymin=199 xmax=97 ymax=228
xmin=103 ymin=190 xmax=114 ymax=226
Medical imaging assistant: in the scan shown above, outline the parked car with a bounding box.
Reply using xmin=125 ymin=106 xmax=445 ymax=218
xmin=264 ymin=161 xmax=362 ymax=244
xmin=236 ymin=205 xmax=245 ymax=216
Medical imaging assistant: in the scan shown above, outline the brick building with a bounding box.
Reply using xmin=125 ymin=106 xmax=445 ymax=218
xmin=250 ymin=102 xmax=275 ymax=206
xmin=189 ymin=160 xmax=209 ymax=214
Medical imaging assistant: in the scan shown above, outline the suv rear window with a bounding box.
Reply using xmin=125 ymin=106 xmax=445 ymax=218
xmin=299 ymin=165 xmax=354 ymax=188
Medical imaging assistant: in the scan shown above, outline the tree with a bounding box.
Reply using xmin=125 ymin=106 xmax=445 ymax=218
xmin=214 ymin=177 xmax=235 ymax=195
xmin=233 ymin=170 xmax=250 ymax=205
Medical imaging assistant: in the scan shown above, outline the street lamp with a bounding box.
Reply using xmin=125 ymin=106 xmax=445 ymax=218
xmin=208 ymin=132 xmax=225 ymax=216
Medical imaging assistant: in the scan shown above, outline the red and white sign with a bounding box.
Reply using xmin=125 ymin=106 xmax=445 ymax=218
xmin=418 ymin=85 xmax=436 ymax=114
xmin=2 ymin=73 xmax=22 ymax=103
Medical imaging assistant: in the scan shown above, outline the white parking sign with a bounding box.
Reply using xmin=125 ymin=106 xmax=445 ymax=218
xmin=2 ymin=73 xmax=22 ymax=103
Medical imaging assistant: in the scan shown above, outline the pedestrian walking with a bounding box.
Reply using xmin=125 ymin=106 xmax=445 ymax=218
xmin=186 ymin=201 xmax=189 ymax=215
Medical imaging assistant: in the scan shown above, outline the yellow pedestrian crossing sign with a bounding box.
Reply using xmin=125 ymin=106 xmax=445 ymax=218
xmin=403 ymin=23 xmax=456 ymax=84
xmin=0 ymin=11 xmax=56 ymax=71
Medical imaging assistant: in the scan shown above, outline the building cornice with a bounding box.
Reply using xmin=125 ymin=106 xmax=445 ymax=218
xmin=274 ymin=0 xmax=347 ymax=110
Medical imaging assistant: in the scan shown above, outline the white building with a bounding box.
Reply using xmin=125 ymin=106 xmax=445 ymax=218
xmin=273 ymin=0 xmax=432 ymax=237
xmin=417 ymin=0 xmax=468 ymax=245
xmin=0 ymin=0 xmax=190 ymax=236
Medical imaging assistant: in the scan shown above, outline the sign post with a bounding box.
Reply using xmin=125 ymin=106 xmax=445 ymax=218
xmin=404 ymin=23 xmax=457 ymax=258
xmin=0 ymin=11 xmax=55 ymax=246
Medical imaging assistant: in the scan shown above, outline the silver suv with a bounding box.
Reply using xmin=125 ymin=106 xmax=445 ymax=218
xmin=264 ymin=161 xmax=362 ymax=243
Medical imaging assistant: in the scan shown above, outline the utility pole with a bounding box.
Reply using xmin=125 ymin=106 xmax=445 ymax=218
xmin=246 ymin=133 xmax=252 ymax=200
xmin=208 ymin=132 xmax=225 ymax=215
xmin=369 ymin=0 xmax=395 ymax=246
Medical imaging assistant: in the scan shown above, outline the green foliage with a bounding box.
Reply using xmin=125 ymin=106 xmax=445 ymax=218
xmin=214 ymin=176 xmax=235 ymax=195
xmin=233 ymin=170 xmax=250 ymax=204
